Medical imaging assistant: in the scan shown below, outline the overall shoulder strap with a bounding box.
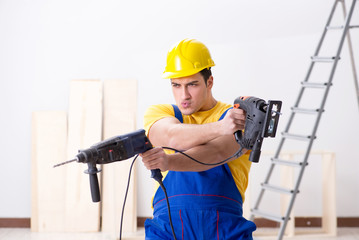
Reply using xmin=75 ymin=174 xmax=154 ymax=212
xmin=171 ymin=104 xmax=183 ymax=123
xmin=218 ymin=107 xmax=233 ymax=121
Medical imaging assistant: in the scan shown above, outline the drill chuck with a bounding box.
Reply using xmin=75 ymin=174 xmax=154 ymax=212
xmin=76 ymin=148 xmax=99 ymax=163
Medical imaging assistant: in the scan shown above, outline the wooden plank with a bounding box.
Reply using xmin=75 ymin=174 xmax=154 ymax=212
xmin=64 ymin=80 xmax=103 ymax=232
xmin=322 ymin=152 xmax=337 ymax=236
xmin=31 ymin=111 xmax=67 ymax=232
xmin=101 ymin=79 xmax=137 ymax=237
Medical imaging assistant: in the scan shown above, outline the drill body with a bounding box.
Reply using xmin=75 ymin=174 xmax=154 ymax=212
xmin=74 ymin=129 xmax=161 ymax=202
xmin=76 ymin=129 xmax=152 ymax=165
xmin=233 ymin=96 xmax=282 ymax=162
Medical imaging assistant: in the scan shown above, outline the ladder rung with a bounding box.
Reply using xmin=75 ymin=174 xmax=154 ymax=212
xmin=251 ymin=209 xmax=285 ymax=223
xmin=282 ymin=132 xmax=315 ymax=141
xmin=301 ymin=81 xmax=332 ymax=88
xmin=261 ymin=183 xmax=298 ymax=194
xmin=327 ymin=25 xmax=359 ymax=29
xmin=271 ymin=158 xmax=307 ymax=167
xmin=311 ymin=56 xmax=340 ymax=62
xmin=291 ymin=107 xmax=323 ymax=114
xmin=326 ymin=25 xmax=344 ymax=30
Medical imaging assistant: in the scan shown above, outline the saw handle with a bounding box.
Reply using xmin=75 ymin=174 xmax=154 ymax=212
xmin=234 ymin=130 xmax=243 ymax=144
xmin=233 ymin=101 xmax=245 ymax=148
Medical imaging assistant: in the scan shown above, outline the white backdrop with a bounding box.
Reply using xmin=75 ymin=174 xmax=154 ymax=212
xmin=1 ymin=0 xmax=358 ymax=218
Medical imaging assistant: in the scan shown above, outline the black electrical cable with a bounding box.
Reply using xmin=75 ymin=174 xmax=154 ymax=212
xmin=162 ymin=145 xmax=244 ymax=166
xmin=158 ymin=180 xmax=177 ymax=240
xmin=119 ymin=155 xmax=138 ymax=240
xmin=119 ymin=145 xmax=244 ymax=240
xmin=119 ymin=154 xmax=177 ymax=240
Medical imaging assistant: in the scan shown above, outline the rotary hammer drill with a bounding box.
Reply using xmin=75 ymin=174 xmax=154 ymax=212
xmin=54 ymin=129 xmax=162 ymax=202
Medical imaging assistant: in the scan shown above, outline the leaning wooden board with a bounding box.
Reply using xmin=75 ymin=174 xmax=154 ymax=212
xmin=64 ymin=80 xmax=103 ymax=232
xmin=101 ymin=79 xmax=138 ymax=236
xmin=31 ymin=111 xmax=67 ymax=232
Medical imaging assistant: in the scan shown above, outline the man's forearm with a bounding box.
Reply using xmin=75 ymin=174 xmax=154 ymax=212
xmin=166 ymin=121 xmax=223 ymax=150
xmin=167 ymin=135 xmax=246 ymax=172
xmin=149 ymin=108 xmax=245 ymax=151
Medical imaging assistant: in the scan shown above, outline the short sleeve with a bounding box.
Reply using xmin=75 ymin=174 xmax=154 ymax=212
xmin=143 ymin=104 xmax=176 ymax=136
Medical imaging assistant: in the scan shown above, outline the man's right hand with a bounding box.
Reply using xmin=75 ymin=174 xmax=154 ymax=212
xmin=219 ymin=108 xmax=246 ymax=135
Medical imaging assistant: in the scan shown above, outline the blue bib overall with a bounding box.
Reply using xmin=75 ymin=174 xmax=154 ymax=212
xmin=145 ymin=105 xmax=256 ymax=240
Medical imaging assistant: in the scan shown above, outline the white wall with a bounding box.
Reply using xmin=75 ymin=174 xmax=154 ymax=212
xmin=1 ymin=0 xmax=358 ymax=219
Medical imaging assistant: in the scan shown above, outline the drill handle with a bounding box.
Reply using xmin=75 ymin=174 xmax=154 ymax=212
xmin=151 ymin=169 xmax=163 ymax=183
xmin=144 ymin=137 xmax=164 ymax=184
xmin=86 ymin=162 xmax=101 ymax=202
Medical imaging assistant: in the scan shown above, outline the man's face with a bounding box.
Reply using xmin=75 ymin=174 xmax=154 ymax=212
xmin=171 ymin=72 xmax=213 ymax=115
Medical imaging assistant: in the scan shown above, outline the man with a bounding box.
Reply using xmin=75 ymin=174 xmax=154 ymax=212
xmin=141 ymin=38 xmax=256 ymax=239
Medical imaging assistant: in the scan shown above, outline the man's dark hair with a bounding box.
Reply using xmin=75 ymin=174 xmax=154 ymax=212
xmin=199 ymin=68 xmax=212 ymax=85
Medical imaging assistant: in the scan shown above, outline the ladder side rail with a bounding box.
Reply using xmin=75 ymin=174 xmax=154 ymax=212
xmin=324 ymin=0 xmax=357 ymax=88
xmin=309 ymin=0 xmax=356 ymax=141
xmin=341 ymin=0 xmax=359 ymax=110
xmin=277 ymin=138 xmax=317 ymax=240
xmin=285 ymin=0 xmax=356 ymax=217
xmin=313 ymin=0 xmax=340 ymax=57
xmin=250 ymin=137 xmax=287 ymax=220
xmin=281 ymin=0 xmax=340 ymax=140
xmin=250 ymin=162 xmax=276 ymax=221
xmin=348 ymin=35 xmax=359 ymax=109
xmin=308 ymin=2 xmax=355 ymax=135
xmin=250 ymin=0 xmax=340 ymax=224
xmin=277 ymin=1 xmax=357 ymax=239
xmin=251 ymin=119 xmax=294 ymax=220
xmin=292 ymin=0 xmax=338 ymax=106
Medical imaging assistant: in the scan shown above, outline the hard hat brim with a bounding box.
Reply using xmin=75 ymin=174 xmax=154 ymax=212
xmin=161 ymin=65 xmax=215 ymax=79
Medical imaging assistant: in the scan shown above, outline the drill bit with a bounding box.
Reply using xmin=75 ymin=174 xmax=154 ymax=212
xmin=53 ymin=158 xmax=78 ymax=168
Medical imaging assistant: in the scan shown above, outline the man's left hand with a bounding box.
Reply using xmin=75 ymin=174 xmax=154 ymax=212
xmin=141 ymin=147 xmax=169 ymax=171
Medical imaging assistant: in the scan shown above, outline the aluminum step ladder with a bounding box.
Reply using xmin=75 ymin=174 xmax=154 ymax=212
xmin=250 ymin=1 xmax=359 ymax=239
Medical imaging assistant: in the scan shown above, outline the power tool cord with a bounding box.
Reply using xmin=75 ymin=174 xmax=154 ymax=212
xmin=162 ymin=145 xmax=244 ymax=165
xmin=119 ymin=155 xmax=138 ymax=240
xmin=119 ymin=145 xmax=244 ymax=240
xmin=159 ymin=180 xmax=177 ymax=240
xmin=119 ymin=154 xmax=177 ymax=240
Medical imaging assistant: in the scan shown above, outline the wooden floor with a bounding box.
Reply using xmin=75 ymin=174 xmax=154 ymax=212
xmin=0 ymin=228 xmax=145 ymax=240
xmin=253 ymin=228 xmax=359 ymax=240
xmin=1 ymin=228 xmax=359 ymax=240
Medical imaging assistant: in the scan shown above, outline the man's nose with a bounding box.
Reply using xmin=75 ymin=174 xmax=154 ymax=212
xmin=181 ymin=86 xmax=190 ymax=99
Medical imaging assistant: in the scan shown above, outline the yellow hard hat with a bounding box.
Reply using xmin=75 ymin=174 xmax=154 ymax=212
xmin=162 ymin=39 xmax=215 ymax=79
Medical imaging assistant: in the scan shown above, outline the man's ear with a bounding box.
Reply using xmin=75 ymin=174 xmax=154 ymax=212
xmin=207 ymin=76 xmax=214 ymax=89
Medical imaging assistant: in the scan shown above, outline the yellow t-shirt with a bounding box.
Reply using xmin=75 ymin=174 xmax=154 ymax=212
xmin=143 ymin=101 xmax=252 ymax=201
